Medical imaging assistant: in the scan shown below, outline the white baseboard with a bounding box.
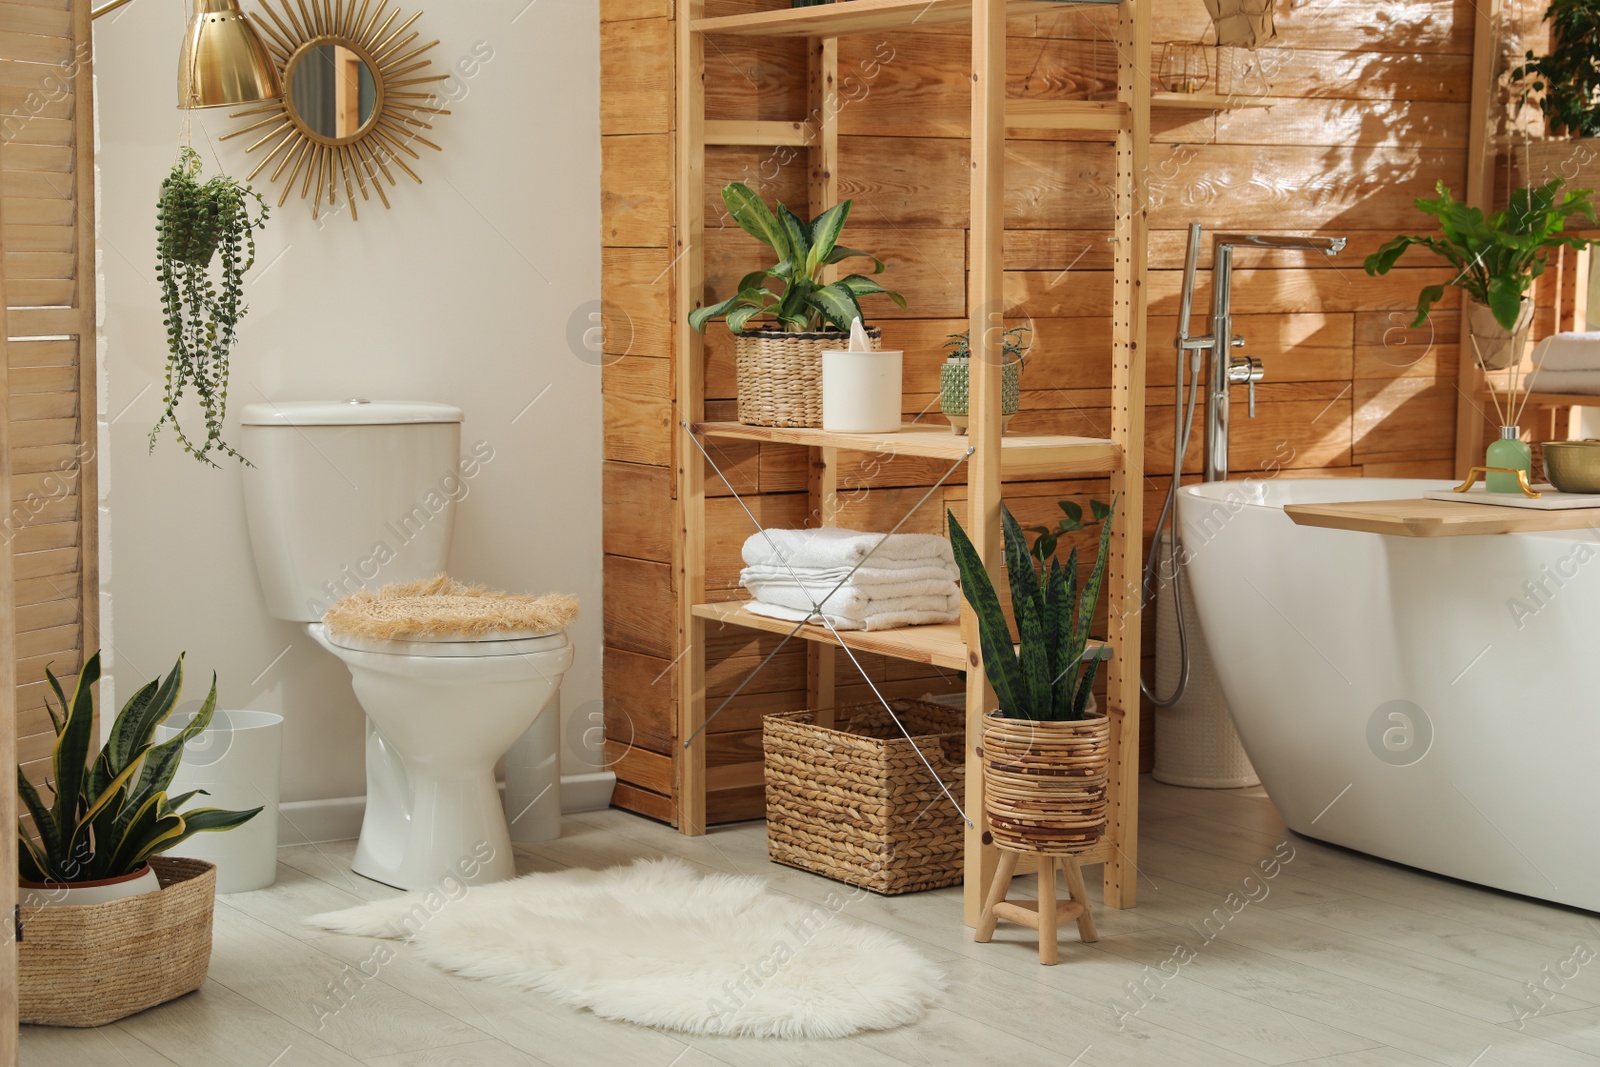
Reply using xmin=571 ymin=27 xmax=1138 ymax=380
xmin=276 ymin=771 xmax=619 ymax=846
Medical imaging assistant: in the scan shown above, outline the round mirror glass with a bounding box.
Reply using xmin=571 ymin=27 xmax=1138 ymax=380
xmin=288 ymin=43 xmax=378 ymax=142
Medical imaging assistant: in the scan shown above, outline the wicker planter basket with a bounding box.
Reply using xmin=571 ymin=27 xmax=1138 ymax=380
xmin=18 ymin=857 xmax=217 ymax=1027
xmin=981 ymin=712 xmax=1111 ymax=854
xmin=736 ymin=326 xmax=880 ymax=428
xmin=764 ymin=699 xmax=964 ymax=894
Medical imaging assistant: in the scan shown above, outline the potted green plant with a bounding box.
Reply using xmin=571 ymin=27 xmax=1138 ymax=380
xmin=1364 ymin=179 xmax=1595 ymax=371
xmin=16 ymin=651 xmax=261 ymax=1027
xmin=940 ymin=325 xmax=1030 ymax=435
xmin=154 ymin=146 xmax=269 ymax=467
xmin=947 ymin=499 xmax=1116 ymax=854
xmin=689 ymin=181 xmax=905 ymax=428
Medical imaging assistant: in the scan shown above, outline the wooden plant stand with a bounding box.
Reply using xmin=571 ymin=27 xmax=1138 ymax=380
xmin=974 ymin=848 xmax=1099 ymax=966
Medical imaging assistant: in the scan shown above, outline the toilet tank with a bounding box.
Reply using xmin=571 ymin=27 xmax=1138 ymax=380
xmin=240 ymin=400 xmax=466 ymax=622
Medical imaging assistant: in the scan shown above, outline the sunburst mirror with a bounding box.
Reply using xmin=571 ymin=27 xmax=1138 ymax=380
xmin=222 ymin=0 xmax=450 ymax=221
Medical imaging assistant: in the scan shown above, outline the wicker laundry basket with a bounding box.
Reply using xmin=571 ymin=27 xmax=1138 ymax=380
xmin=764 ymin=699 xmax=964 ymax=895
xmin=736 ymin=327 xmax=880 ymax=427
xmin=18 ymin=857 xmax=217 ymax=1027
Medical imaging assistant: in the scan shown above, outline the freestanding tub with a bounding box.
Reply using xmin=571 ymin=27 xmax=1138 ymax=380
xmin=1177 ymin=477 xmax=1600 ymax=911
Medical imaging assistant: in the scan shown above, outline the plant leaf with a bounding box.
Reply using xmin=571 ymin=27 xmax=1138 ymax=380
xmin=809 ymin=282 xmax=865 ymax=331
xmin=824 ymin=245 xmax=886 ymax=272
xmin=721 ymin=182 xmax=789 ymax=256
xmin=49 ymin=653 xmax=101 ymax=841
xmin=142 ymin=805 xmax=262 ymax=864
xmin=806 ymin=200 xmax=851 ymax=277
xmin=777 ymin=203 xmax=810 ymax=272
xmin=17 ymin=769 xmax=63 ymax=880
xmin=947 ymin=509 xmax=1026 ymax=716
xmin=834 ymin=273 xmax=908 ymax=309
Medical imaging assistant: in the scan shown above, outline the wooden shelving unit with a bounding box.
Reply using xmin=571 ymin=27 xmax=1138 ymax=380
xmin=673 ymin=0 xmax=1149 ymax=925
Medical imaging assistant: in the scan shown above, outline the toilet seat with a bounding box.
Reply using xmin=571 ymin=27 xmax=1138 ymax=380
xmin=321 ymin=627 xmax=568 ymax=659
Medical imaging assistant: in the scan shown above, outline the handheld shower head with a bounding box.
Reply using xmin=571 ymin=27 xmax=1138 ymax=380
xmin=1214 ymin=233 xmax=1346 ymax=257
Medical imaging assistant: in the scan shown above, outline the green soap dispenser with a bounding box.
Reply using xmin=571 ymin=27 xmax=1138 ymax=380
xmin=1486 ymin=426 xmax=1533 ymax=493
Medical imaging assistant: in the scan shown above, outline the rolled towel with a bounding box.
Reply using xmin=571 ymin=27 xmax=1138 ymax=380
xmin=1524 ymin=367 xmax=1600 ymax=396
xmin=741 ymin=528 xmax=954 ymax=572
xmin=1531 ymin=332 xmax=1600 ymax=374
xmin=742 ymin=580 xmax=959 ymax=621
xmin=739 ymin=561 xmax=959 ymax=586
xmin=743 ymin=600 xmax=960 ymax=632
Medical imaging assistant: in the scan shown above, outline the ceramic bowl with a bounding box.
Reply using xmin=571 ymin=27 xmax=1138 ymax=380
xmin=1541 ymin=440 xmax=1600 ymax=494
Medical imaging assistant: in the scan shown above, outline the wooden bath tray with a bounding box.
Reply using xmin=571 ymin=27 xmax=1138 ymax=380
xmin=1285 ymin=498 xmax=1600 ymax=537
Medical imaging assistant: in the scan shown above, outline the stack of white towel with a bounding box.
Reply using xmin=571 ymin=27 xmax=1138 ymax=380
xmin=739 ymin=528 xmax=961 ymax=632
xmin=1529 ymin=332 xmax=1600 ymax=394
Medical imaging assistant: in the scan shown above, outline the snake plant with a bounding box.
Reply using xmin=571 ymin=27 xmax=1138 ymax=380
xmin=688 ymin=181 xmax=905 ymax=334
xmin=947 ymin=500 xmax=1116 ymax=722
xmin=16 ymin=651 xmax=261 ymax=885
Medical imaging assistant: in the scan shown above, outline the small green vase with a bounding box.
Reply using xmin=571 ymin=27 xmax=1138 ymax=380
xmin=939 ymin=357 xmax=1021 ymax=435
xmin=1485 ymin=426 xmax=1533 ymax=494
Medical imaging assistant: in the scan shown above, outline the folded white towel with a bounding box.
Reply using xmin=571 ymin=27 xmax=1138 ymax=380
xmin=741 ymin=563 xmax=958 ymax=591
xmin=1532 ymin=332 xmax=1600 ymax=374
xmin=743 ymin=600 xmax=960 ymax=632
xmin=1525 ymin=367 xmax=1600 ymax=396
xmin=741 ymin=528 xmax=955 ymax=572
xmin=742 ymin=579 xmax=959 ymax=620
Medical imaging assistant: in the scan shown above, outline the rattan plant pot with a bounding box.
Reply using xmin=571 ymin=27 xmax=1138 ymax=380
xmin=736 ymin=327 xmax=880 ymax=428
xmin=764 ymin=699 xmax=964 ymax=894
xmin=18 ymin=857 xmax=217 ymax=1027
xmin=981 ymin=712 xmax=1111 ymax=854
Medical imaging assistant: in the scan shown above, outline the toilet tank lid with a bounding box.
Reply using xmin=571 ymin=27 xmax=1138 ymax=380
xmin=239 ymin=400 xmax=465 ymax=427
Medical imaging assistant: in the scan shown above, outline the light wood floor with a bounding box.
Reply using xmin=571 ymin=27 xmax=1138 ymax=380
xmin=19 ymin=778 xmax=1600 ymax=1066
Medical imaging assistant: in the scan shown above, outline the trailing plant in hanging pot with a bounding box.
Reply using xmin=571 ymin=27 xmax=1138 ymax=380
xmin=1512 ymin=0 xmax=1600 ymax=138
xmin=947 ymin=498 xmax=1118 ymax=854
xmin=688 ymin=181 xmax=906 ymax=428
xmin=154 ymin=146 xmax=269 ymax=466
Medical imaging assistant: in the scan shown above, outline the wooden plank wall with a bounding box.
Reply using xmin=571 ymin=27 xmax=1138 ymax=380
xmin=0 ymin=115 xmax=15 ymax=1067
xmin=1 ymin=0 xmax=98 ymax=802
xmin=600 ymin=0 xmax=1476 ymax=825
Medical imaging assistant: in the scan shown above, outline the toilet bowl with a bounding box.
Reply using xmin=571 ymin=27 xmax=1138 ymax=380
xmin=239 ymin=400 xmax=576 ymax=891
xmin=309 ymin=625 xmax=574 ymax=889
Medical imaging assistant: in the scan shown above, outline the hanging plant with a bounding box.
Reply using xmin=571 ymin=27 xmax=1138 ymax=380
xmin=154 ymin=146 xmax=269 ymax=466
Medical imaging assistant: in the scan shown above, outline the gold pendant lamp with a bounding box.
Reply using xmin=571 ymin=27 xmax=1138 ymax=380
xmin=93 ymin=0 xmax=283 ymax=110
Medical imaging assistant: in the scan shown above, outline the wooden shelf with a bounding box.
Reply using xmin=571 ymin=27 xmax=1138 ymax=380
xmin=694 ymin=601 xmax=969 ymax=670
xmin=691 ymin=422 xmax=1121 ymax=478
xmin=1285 ymin=498 xmax=1600 ymax=537
xmin=694 ymin=600 xmax=1109 ymax=671
xmin=692 ymin=0 xmax=1111 ymax=38
xmin=1005 ymin=99 xmax=1128 ymax=132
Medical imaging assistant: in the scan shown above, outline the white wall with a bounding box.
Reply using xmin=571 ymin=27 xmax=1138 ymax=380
xmin=94 ymin=1 xmax=604 ymax=805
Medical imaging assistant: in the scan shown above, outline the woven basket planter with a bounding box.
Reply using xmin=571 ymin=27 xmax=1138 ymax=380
xmin=764 ymin=699 xmax=964 ymax=895
xmin=18 ymin=857 xmax=217 ymax=1027
xmin=981 ymin=712 xmax=1111 ymax=854
xmin=736 ymin=327 xmax=880 ymax=428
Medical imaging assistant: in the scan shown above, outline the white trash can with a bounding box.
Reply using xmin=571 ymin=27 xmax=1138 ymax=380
xmin=155 ymin=709 xmax=284 ymax=893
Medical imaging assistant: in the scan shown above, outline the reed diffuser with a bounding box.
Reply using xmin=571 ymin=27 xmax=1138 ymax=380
xmin=1478 ymin=337 xmax=1538 ymax=493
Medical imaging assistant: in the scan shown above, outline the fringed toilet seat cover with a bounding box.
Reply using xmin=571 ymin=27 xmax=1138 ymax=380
xmin=324 ymin=575 xmax=579 ymax=642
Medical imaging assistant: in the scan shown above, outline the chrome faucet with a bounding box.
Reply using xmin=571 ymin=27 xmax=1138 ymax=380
xmin=1174 ymin=227 xmax=1347 ymax=482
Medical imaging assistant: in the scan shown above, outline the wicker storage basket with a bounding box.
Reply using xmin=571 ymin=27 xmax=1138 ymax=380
xmin=764 ymin=699 xmax=964 ymax=895
xmin=18 ymin=857 xmax=217 ymax=1027
xmin=736 ymin=326 xmax=880 ymax=428
xmin=981 ymin=712 xmax=1111 ymax=854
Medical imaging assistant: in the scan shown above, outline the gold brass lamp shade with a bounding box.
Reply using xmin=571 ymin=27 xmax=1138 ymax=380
xmin=177 ymin=0 xmax=282 ymax=109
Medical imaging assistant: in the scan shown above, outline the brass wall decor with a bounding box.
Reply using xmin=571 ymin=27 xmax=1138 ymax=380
xmin=221 ymin=1 xmax=449 ymax=220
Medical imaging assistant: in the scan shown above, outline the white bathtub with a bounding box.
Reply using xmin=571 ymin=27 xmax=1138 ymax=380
xmin=1177 ymin=477 xmax=1600 ymax=911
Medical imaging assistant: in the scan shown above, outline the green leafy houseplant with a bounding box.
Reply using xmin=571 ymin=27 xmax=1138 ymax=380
xmin=946 ymin=499 xmax=1116 ymax=722
xmin=17 ymin=651 xmax=261 ymax=886
xmin=1363 ymin=179 xmax=1596 ymax=330
xmin=155 ymin=146 xmax=269 ymax=467
xmin=1512 ymin=0 xmax=1600 ymax=137
xmin=1026 ymin=498 xmax=1112 ymax=566
xmin=688 ymin=182 xmax=905 ymax=334
xmin=943 ymin=324 xmax=1033 ymax=365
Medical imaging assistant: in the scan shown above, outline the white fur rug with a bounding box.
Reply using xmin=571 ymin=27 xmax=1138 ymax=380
xmin=307 ymin=858 xmax=943 ymax=1039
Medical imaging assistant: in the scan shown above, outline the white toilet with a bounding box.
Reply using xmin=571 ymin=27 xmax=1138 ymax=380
xmin=239 ymin=400 xmax=573 ymax=890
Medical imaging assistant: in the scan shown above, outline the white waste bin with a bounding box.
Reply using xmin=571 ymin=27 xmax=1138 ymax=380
xmin=155 ymin=709 xmax=284 ymax=893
